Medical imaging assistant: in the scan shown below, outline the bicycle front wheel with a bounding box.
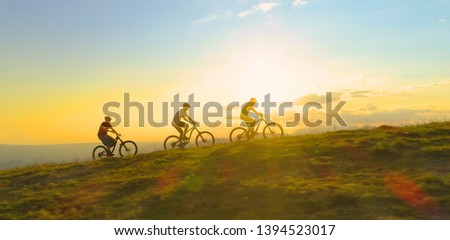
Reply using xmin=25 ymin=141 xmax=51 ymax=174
xmin=164 ymin=135 xmax=180 ymax=150
xmin=263 ymin=123 xmax=284 ymax=139
xmin=196 ymin=131 xmax=215 ymax=147
xmin=229 ymin=127 xmax=249 ymax=142
xmin=92 ymin=145 xmax=108 ymax=160
xmin=119 ymin=140 xmax=138 ymax=157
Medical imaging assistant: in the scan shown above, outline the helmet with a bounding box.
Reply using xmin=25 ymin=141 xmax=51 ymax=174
xmin=104 ymin=116 xmax=112 ymax=121
xmin=250 ymin=97 xmax=257 ymax=103
xmin=183 ymin=103 xmax=191 ymax=108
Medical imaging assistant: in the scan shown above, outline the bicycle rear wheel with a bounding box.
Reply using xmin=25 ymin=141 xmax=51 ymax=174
xmin=92 ymin=145 xmax=108 ymax=160
xmin=196 ymin=131 xmax=215 ymax=147
xmin=229 ymin=127 xmax=249 ymax=142
xmin=119 ymin=140 xmax=138 ymax=157
xmin=263 ymin=122 xmax=284 ymax=139
xmin=164 ymin=135 xmax=181 ymax=150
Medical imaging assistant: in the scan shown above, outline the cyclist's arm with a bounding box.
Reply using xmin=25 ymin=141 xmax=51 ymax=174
xmin=248 ymin=107 xmax=263 ymax=116
xmin=108 ymin=127 xmax=118 ymax=135
xmin=183 ymin=115 xmax=195 ymax=124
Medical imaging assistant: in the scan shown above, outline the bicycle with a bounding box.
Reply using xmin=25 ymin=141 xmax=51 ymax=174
xmin=92 ymin=133 xmax=138 ymax=160
xmin=229 ymin=115 xmax=284 ymax=142
xmin=164 ymin=121 xmax=215 ymax=149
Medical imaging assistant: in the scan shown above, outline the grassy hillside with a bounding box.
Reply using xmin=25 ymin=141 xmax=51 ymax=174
xmin=0 ymin=122 xmax=449 ymax=219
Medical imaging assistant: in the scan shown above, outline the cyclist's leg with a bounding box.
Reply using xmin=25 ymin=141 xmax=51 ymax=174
xmin=240 ymin=114 xmax=256 ymax=136
xmin=173 ymin=121 xmax=190 ymax=148
xmin=106 ymin=136 xmax=116 ymax=156
xmin=183 ymin=124 xmax=189 ymax=139
xmin=249 ymin=121 xmax=257 ymax=137
xmin=100 ymin=135 xmax=115 ymax=156
xmin=172 ymin=122 xmax=184 ymax=139
xmin=177 ymin=122 xmax=188 ymax=146
xmin=240 ymin=114 xmax=254 ymax=126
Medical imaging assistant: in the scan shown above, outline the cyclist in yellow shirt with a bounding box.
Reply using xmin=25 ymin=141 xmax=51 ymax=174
xmin=240 ymin=98 xmax=263 ymax=137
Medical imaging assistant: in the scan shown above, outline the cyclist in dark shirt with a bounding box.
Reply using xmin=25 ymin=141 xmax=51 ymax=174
xmin=172 ymin=103 xmax=197 ymax=146
xmin=97 ymin=116 xmax=118 ymax=156
xmin=240 ymin=97 xmax=263 ymax=137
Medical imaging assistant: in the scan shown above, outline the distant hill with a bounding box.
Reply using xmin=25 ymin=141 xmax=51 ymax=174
xmin=0 ymin=142 xmax=162 ymax=169
xmin=0 ymin=122 xmax=448 ymax=219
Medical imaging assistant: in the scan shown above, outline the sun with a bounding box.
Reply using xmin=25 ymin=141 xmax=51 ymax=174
xmin=192 ymin=40 xmax=326 ymax=103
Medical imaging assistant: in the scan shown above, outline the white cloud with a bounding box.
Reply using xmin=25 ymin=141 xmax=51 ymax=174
xmin=293 ymin=0 xmax=309 ymax=6
xmin=257 ymin=2 xmax=279 ymax=13
xmin=439 ymin=18 xmax=446 ymax=24
xmin=238 ymin=10 xmax=253 ymax=18
xmin=238 ymin=2 xmax=279 ymax=18
xmin=192 ymin=15 xmax=220 ymax=24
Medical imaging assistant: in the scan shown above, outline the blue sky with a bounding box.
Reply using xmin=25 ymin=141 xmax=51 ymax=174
xmin=1 ymin=0 xmax=449 ymax=83
xmin=0 ymin=0 xmax=449 ymax=144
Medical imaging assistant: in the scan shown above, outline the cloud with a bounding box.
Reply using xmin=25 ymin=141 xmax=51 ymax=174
xmin=238 ymin=2 xmax=279 ymax=18
xmin=192 ymin=15 xmax=220 ymax=24
xmin=294 ymin=92 xmax=344 ymax=105
xmin=341 ymin=108 xmax=450 ymax=126
xmin=359 ymin=103 xmax=379 ymax=113
xmin=238 ymin=10 xmax=253 ymax=18
xmin=341 ymin=79 xmax=450 ymax=99
xmin=257 ymin=2 xmax=279 ymax=13
xmin=349 ymin=90 xmax=373 ymax=95
xmin=292 ymin=79 xmax=449 ymax=108
xmin=346 ymin=90 xmax=377 ymax=99
xmin=434 ymin=79 xmax=450 ymax=86
xmin=293 ymin=89 xmax=379 ymax=106
xmin=286 ymin=79 xmax=450 ymax=128
xmin=439 ymin=18 xmax=446 ymax=24
xmin=350 ymin=94 xmax=368 ymax=98
xmin=392 ymin=79 xmax=450 ymax=94
xmin=293 ymin=0 xmax=309 ymax=6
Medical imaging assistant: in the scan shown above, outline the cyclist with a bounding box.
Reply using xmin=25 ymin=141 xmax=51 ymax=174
xmin=172 ymin=103 xmax=197 ymax=147
xmin=97 ymin=116 xmax=118 ymax=156
xmin=241 ymin=97 xmax=263 ymax=137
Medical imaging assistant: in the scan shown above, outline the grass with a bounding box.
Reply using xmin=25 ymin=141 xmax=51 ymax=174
xmin=0 ymin=122 xmax=449 ymax=219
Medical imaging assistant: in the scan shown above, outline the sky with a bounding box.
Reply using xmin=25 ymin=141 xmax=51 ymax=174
xmin=1 ymin=0 xmax=449 ymax=144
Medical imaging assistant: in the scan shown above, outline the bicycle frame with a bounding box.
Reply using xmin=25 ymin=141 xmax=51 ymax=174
xmin=109 ymin=135 xmax=124 ymax=153
xmin=180 ymin=124 xmax=202 ymax=143
xmin=230 ymin=115 xmax=282 ymax=142
xmin=246 ymin=116 xmax=268 ymax=133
